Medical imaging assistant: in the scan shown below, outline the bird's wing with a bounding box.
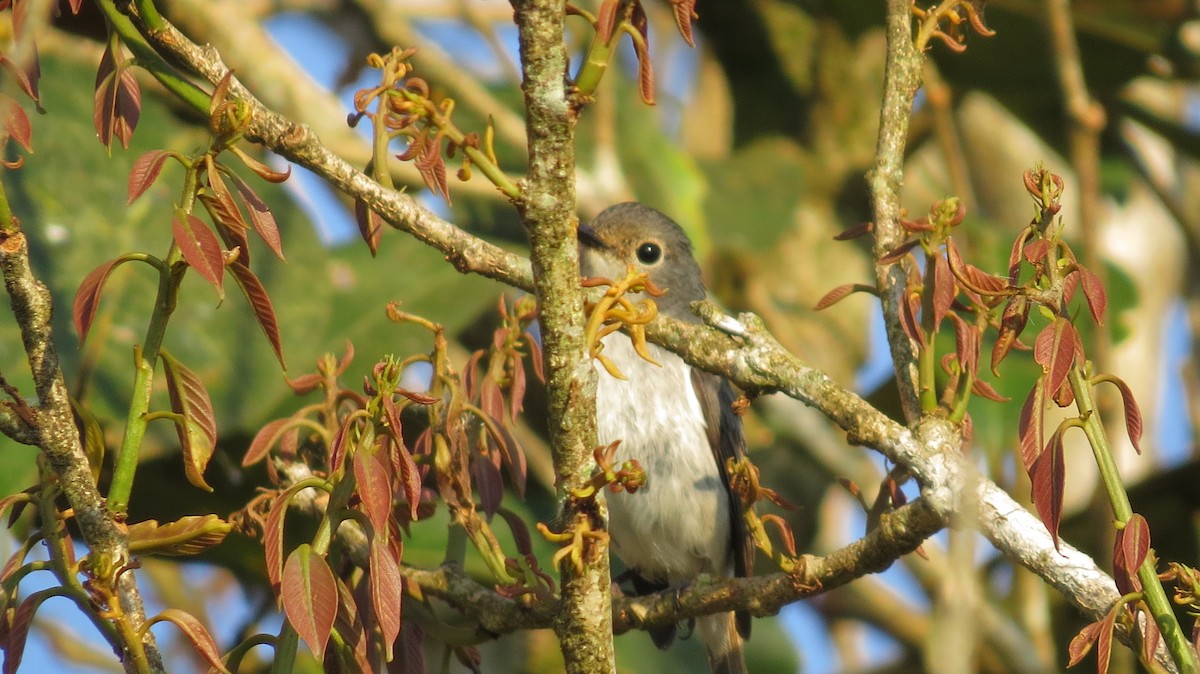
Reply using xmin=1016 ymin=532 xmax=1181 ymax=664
xmin=691 ymin=368 xmax=753 ymax=640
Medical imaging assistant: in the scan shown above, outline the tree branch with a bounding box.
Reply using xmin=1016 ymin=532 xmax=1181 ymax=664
xmin=510 ymin=0 xmax=614 ymax=671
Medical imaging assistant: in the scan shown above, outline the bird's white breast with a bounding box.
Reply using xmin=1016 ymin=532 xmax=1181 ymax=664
xmin=594 ymin=334 xmax=731 ymax=584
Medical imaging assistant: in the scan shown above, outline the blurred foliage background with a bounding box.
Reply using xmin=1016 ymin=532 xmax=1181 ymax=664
xmin=2 ymin=0 xmax=1199 ymax=671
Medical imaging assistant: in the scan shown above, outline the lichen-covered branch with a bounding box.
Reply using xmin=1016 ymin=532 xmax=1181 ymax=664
xmin=510 ymin=0 xmax=614 ymax=671
xmin=868 ymin=0 xmax=926 ymax=421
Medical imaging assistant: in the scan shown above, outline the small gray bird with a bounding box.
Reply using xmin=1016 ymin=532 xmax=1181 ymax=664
xmin=578 ymin=203 xmax=752 ymax=674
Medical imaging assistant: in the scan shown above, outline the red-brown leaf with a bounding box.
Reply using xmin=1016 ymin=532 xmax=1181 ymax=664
xmin=932 ymin=253 xmax=955 ymax=330
xmin=353 ymin=441 xmax=394 ymax=535
xmin=1121 ymin=513 xmax=1151 ymax=584
xmin=1141 ymin=614 xmax=1162 ymax=672
xmin=3 ymin=589 xmax=54 ymax=674
xmin=1079 ymin=265 xmax=1106 ymax=325
xmin=878 ymin=238 xmax=919 ymax=265
xmin=1096 ymin=607 xmax=1117 ymax=674
xmin=173 ymin=213 xmax=225 ymax=295
xmin=596 ymin=0 xmax=620 ymax=43
xmin=1033 ymin=319 xmax=1078 ymax=401
xmin=160 ymin=350 xmax=217 ymax=492
xmin=229 ymin=172 xmax=286 ymax=261
xmin=281 ymin=543 xmax=338 ymax=660
xmin=0 ymin=95 xmax=31 ymax=153
xmin=1099 ymin=376 xmax=1144 ymax=455
xmin=630 ymin=2 xmax=656 ymax=105
xmin=228 ymin=261 xmax=285 ymax=369
xmin=1067 ymin=619 xmax=1103 ymax=668
xmin=145 ymin=609 xmax=232 ymax=674
xmin=669 ymin=0 xmax=699 ymax=47
xmin=949 ymin=313 xmax=979 ymax=377
xmin=244 ymin=417 xmax=290 ymax=467
xmin=1030 ymin=429 xmax=1066 ymax=550
xmin=947 ymin=238 xmax=1008 ymax=295
xmin=128 ymin=149 xmax=172 ymax=204
xmin=1019 ymin=381 xmax=1044 ymax=470
xmin=73 ymin=257 xmax=125 ymax=342
xmin=991 ymin=295 xmax=1029 ymax=375
xmin=368 ymin=539 xmax=403 ymax=659
xmin=265 ymin=494 xmax=287 ymax=592
xmin=970 ymin=378 xmax=1010 ymax=402
xmin=814 ymin=283 xmax=866 ymax=310
xmin=354 ymin=199 xmax=384 ymax=256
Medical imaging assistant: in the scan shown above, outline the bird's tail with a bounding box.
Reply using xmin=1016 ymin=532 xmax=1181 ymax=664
xmin=699 ymin=611 xmax=747 ymax=674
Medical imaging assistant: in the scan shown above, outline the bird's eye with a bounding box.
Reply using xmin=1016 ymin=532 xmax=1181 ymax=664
xmin=636 ymin=242 xmax=662 ymax=265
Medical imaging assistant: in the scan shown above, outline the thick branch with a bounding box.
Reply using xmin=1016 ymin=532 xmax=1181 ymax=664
xmin=868 ymin=0 xmax=925 ymax=421
xmin=511 ymin=1 xmax=614 ymax=672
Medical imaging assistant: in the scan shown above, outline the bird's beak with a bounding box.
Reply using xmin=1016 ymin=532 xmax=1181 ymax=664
xmin=577 ymin=222 xmax=604 ymax=250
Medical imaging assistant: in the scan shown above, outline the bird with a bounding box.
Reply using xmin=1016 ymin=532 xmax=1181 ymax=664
xmin=577 ymin=202 xmax=752 ymax=674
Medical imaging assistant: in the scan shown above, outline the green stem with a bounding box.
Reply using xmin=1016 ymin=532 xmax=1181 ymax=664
xmin=96 ymin=0 xmax=210 ymax=116
xmin=571 ymin=10 xmax=622 ymax=97
xmin=107 ymin=167 xmax=198 ymax=516
xmin=0 ymin=167 xmax=15 ymax=235
xmin=1069 ymin=366 xmax=1197 ymax=673
xmin=269 ymin=621 xmax=299 ymax=674
xmin=130 ymin=0 xmax=167 ymax=32
xmin=918 ymin=247 xmax=938 ymax=413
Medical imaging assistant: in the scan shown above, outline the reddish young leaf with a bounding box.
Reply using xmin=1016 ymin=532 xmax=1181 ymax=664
xmin=354 ymin=199 xmax=384 ymax=256
xmin=496 ymin=507 xmax=534 ymax=556
xmin=128 ymin=150 xmax=172 ymax=204
xmin=3 ymin=589 xmax=55 ymax=674
xmin=0 ymin=53 xmax=38 ymax=105
xmin=970 ymin=378 xmax=1010 ymax=403
xmin=368 ymin=539 xmax=403 ymax=659
xmin=1141 ymin=611 xmax=1162 ymax=672
xmin=160 ymin=350 xmax=218 ymax=492
xmin=1022 ymin=238 xmax=1052 ymax=268
xmin=1079 ymin=264 xmax=1106 ymax=325
xmin=229 ymin=172 xmax=286 ymax=260
xmin=127 ymin=515 xmax=231 ymax=556
xmin=814 ymin=283 xmax=876 ymax=310
xmin=833 ymin=221 xmax=873 ymax=240
xmin=402 ymin=621 xmax=426 ymax=674
xmin=524 ymin=334 xmax=545 ymax=383
xmin=353 ymin=441 xmax=394 ymax=535
xmin=1096 ymin=606 xmax=1117 ymax=674
xmin=327 ymin=418 xmax=352 ymax=474
xmin=949 ymin=313 xmax=979 ymax=377
xmin=1007 ymin=227 xmax=1032 ymax=281
xmin=384 ymin=405 xmax=422 ymax=520
xmin=946 ymin=238 xmax=1008 ymax=296
xmin=1063 ymin=267 xmax=1080 ymax=304
xmin=1121 ymin=513 xmax=1151 ymax=583
xmin=1033 ymin=319 xmax=1078 ymax=402
xmin=73 ymin=257 xmax=127 ymax=342
xmin=630 ymin=3 xmax=656 ymax=105
xmin=1030 ymin=430 xmax=1066 ymax=550
xmin=408 ymin=134 xmax=451 ymax=203
xmin=264 ymin=494 xmax=288 ymax=592
xmin=991 ymin=295 xmax=1029 ymax=375
xmin=94 ymin=65 xmax=141 ymax=150
xmin=173 ymin=213 xmax=225 ymax=295
xmin=596 ymin=0 xmax=620 ymax=42
xmin=899 ymin=290 xmax=925 ymax=347
xmin=473 ymin=449 xmax=503 ymax=518
xmin=1067 ymin=619 xmax=1103 ymax=668
xmin=0 ymin=95 xmax=31 ymax=153
xmin=228 ymin=261 xmax=285 ymax=369
xmin=1095 ymin=375 xmax=1143 ymax=454
xmin=878 ymin=238 xmax=919 ymax=265
xmin=145 ymin=609 xmax=232 ymax=674
xmin=669 ymin=0 xmax=699 ymax=47
xmin=229 ymin=145 xmax=292 ymax=183
xmin=281 ymin=543 xmax=338 ymax=660
xmin=510 ymin=353 xmax=527 ymax=421
xmin=932 ymin=253 xmax=955 ymax=330
xmin=244 ymin=417 xmax=291 ymax=467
